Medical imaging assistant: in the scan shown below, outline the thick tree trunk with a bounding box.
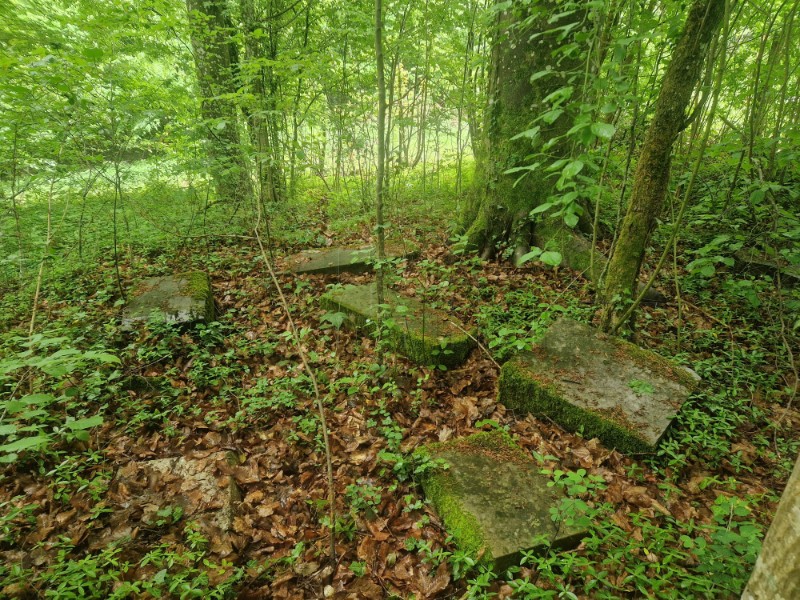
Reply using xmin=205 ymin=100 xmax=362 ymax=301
xmin=462 ymin=1 xmax=589 ymax=265
xmin=599 ymin=0 xmax=725 ymax=330
xmin=741 ymin=451 xmax=800 ymax=599
xmin=186 ymin=0 xmax=252 ymax=205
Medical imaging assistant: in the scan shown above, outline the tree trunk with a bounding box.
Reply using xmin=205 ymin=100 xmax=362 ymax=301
xmin=375 ymin=0 xmax=387 ymax=303
xmin=599 ymin=0 xmax=725 ymax=331
xmin=741 ymin=450 xmax=800 ymax=599
xmin=186 ymin=0 xmax=252 ymax=205
xmin=461 ymin=1 xmax=588 ymax=265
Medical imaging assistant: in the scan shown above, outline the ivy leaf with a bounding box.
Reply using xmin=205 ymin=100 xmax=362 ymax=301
xmin=65 ymin=415 xmax=104 ymax=431
xmin=517 ymin=248 xmax=543 ymax=265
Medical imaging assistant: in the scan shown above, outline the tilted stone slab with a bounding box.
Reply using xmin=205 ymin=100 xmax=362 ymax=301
xmin=734 ymin=248 xmax=800 ymax=286
xmin=321 ymin=284 xmax=474 ymax=367
xmin=122 ymin=271 xmax=214 ymax=329
xmin=499 ymin=318 xmax=699 ymax=454
xmin=416 ymin=430 xmax=585 ymax=570
xmin=283 ymin=243 xmax=418 ymax=275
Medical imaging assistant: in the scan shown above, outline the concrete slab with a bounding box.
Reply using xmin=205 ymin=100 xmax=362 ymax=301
xmin=417 ymin=430 xmax=585 ymax=569
xmin=283 ymin=243 xmax=418 ymax=275
xmin=321 ymin=284 xmax=475 ymax=367
xmin=122 ymin=272 xmax=214 ymax=329
xmin=499 ymin=318 xmax=699 ymax=454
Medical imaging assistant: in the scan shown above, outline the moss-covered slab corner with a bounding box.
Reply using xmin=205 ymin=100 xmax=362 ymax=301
xmin=416 ymin=430 xmax=585 ymax=570
xmin=122 ymin=271 xmax=215 ymax=329
xmin=499 ymin=318 xmax=699 ymax=454
xmin=321 ymin=284 xmax=475 ymax=367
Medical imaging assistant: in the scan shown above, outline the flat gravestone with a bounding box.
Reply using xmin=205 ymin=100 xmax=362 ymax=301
xmin=321 ymin=283 xmax=475 ymax=367
xmin=735 ymin=248 xmax=800 ymax=286
xmin=417 ymin=430 xmax=585 ymax=569
xmin=122 ymin=271 xmax=214 ymax=329
xmin=283 ymin=243 xmax=418 ymax=275
xmin=499 ymin=318 xmax=700 ymax=454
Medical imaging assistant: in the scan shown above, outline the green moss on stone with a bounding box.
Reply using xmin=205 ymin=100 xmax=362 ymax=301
xmin=180 ymin=271 xmax=215 ymax=321
xmin=321 ymin=284 xmax=475 ymax=367
xmin=499 ymin=356 xmax=653 ymax=454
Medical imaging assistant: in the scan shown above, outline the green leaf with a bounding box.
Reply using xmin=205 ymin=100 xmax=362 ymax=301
xmin=0 ymin=424 xmax=17 ymax=436
xmin=321 ymin=312 xmax=346 ymax=329
xmin=65 ymin=415 xmax=104 ymax=431
xmin=564 ymin=212 xmax=580 ymax=228
xmin=530 ymin=202 xmax=555 ymax=216
xmin=517 ymin=248 xmax=543 ymax=265
xmin=562 ymin=160 xmax=584 ymax=179
xmin=539 ymin=251 xmax=563 ymax=266
xmin=591 ymin=122 xmax=615 ymax=139
xmin=0 ymin=435 xmax=50 ymax=454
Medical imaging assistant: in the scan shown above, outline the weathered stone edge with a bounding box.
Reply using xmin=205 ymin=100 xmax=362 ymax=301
xmin=498 ymin=356 xmax=655 ymax=454
xmin=320 ymin=287 xmax=475 ymax=367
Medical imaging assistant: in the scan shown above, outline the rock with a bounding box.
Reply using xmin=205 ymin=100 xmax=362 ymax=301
xmin=734 ymin=248 xmax=800 ymax=286
xmin=321 ymin=284 xmax=475 ymax=367
xmin=416 ymin=430 xmax=585 ymax=570
xmin=499 ymin=318 xmax=699 ymax=454
xmin=122 ymin=272 xmax=214 ymax=329
xmin=282 ymin=243 xmax=418 ymax=275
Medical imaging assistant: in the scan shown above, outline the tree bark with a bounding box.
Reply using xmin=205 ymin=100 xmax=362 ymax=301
xmin=741 ymin=450 xmax=800 ymax=600
xmin=186 ymin=0 xmax=252 ymax=206
xmin=599 ymin=0 xmax=725 ymax=331
xmin=375 ymin=0 xmax=387 ymax=303
xmin=461 ymin=0 xmax=589 ymax=265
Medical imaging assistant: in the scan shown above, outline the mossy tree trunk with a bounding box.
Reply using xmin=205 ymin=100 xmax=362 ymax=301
xmin=599 ymin=0 xmax=725 ymax=331
xmin=462 ymin=0 xmax=586 ymax=265
xmin=741 ymin=449 xmax=800 ymax=599
xmin=186 ymin=0 xmax=253 ymax=206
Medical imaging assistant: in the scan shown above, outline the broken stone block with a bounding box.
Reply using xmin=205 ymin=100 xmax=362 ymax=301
xmin=499 ymin=318 xmax=699 ymax=454
xmin=321 ymin=284 xmax=475 ymax=367
xmin=282 ymin=243 xmax=418 ymax=275
xmin=102 ymin=452 xmax=241 ymax=555
xmin=122 ymin=272 xmax=214 ymax=329
xmin=416 ymin=430 xmax=585 ymax=569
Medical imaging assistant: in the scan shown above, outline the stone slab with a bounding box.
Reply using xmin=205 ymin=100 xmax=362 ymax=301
xmin=122 ymin=271 xmax=214 ymax=329
xmin=499 ymin=318 xmax=699 ymax=454
xmin=417 ymin=430 xmax=585 ymax=569
xmin=734 ymin=248 xmax=800 ymax=286
xmin=321 ymin=283 xmax=475 ymax=367
xmin=283 ymin=243 xmax=418 ymax=275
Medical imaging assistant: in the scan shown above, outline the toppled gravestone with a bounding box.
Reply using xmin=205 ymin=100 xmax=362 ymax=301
xmin=416 ymin=430 xmax=585 ymax=570
xmin=98 ymin=452 xmax=240 ymax=555
xmin=122 ymin=271 xmax=214 ymax=329
xmin=734 ymin=248 xmax=800 ymax=286
xmin=499 ymin=318 xmax=699 ymax=454
xmin=321 ymin=283 xmax=475 ymax=367
xmin=282 ymin=242 xmax=418 ymax=275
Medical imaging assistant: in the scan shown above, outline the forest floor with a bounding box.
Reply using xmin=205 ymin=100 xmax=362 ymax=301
xmin=1 ymin=209 xmax=798 ymax=599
